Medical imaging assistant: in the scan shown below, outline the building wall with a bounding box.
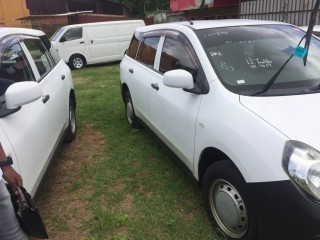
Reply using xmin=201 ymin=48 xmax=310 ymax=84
xmin=26 ymin=0 xmax=67 ymax=15
xmin=0 ymin=0 xmax=29 ymax=27
xmin=240 ymin=0 xmax=319 ymax=26
xmin=169 ymin=0 xmax=239 ymax=22
xmin=171 ymin=0 xmax=239 ymax=12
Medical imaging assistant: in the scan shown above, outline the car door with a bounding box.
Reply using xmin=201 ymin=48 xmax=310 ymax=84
xmin=149 ymin=31 xmax=203 ymax=170
xmin=126 ymin=33 xmax=161 ymax=122
xmin=0 ymin=35 xmax=67 ymax=194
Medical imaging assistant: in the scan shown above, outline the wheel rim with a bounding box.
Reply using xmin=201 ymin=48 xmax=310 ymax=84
xmin=209 ymin=179 xmax=248 ymax=238
xmin=69 ymin=104 xmax=76 ymax=134
xmin=73 ymin=57 xmax=83 ymax=69
xmin=125 ymin=97 xmax=134 ymax=125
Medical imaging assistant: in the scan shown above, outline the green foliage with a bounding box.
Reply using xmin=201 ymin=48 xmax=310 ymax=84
xmin=111 ymin=0 xmax=170 ymax=17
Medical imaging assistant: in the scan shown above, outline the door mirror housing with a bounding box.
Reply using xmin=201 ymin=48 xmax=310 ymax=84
xmin=163 ymin=69 xmax=194 ymax=89
xmin=6 ymin=82 xmax=42 ymax=109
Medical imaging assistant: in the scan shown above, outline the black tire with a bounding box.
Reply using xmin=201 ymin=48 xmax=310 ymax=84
xmin=202 ymin=161 xmax=256 ymax=240
xmin=64 ymin=97 xmax=76 ymax=143
xmin=69 ymin=54 xmax=85 ymax=70
xmin=124 ymin=91 xmax=139 ymax=128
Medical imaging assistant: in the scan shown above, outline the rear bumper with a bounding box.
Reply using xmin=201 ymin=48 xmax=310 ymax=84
xmin=248 ymin=180 xmax=320 ymax=240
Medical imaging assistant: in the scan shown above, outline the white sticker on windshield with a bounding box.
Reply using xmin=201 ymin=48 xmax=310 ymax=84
xmin=237 ymin=80 xmax=246 ymax=84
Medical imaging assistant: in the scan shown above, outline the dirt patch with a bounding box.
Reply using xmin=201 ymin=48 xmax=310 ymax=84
xmin=35 ymin=124 xmax=106 ymax=240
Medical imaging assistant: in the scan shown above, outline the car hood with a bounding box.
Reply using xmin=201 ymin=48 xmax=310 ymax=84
xmin=240 ymin=93 xmax=320 ymax=150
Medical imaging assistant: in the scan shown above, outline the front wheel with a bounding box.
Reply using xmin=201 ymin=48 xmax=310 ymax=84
xmin=64 ymin=97 xmax=76 ymax=143
xmin=70 ymin=55 xmax=85 ymax=69
xmin=202 ymin=161 xmax=256 ymax=240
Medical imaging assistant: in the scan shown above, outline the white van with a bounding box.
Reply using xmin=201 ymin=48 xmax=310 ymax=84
xmin=50 ymin=20 xmax=145 ymax=69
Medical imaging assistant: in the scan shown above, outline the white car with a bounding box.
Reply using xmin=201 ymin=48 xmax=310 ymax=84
xmin=0 ymin=28 xmax=76 ymax=196
xmin=120 ymin=20 xmax=320 ymax=240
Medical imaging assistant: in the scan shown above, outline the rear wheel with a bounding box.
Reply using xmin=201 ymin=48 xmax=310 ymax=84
xmin=64 ymin=97 xmax=76 ymax=143
xmin=202 ymin=161 xmax=256 ymax=240
xmin=124 ymin=91 xmax=139 ymax=128
xmin=70 ymin=55 xmax=85 ymax=69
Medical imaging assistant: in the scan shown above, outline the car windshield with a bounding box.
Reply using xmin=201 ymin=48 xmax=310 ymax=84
xmin=50 ymin=27 xmax=65 ymax=41
xmin=196 ymin=24 xmax=320 ymax=96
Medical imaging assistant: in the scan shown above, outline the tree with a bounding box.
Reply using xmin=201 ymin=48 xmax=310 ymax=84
xmin=111 ymin=0 xmax=169 ymax=17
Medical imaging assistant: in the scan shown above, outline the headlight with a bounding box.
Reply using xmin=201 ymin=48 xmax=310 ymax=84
xmin=283 ymin=140 xmax=320 ymax=201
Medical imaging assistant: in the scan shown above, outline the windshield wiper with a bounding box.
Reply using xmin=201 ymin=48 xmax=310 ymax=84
xmin=247 ymin=0 xmax=320 ymax=96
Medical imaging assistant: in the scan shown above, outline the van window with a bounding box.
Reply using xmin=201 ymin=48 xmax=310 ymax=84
xmin=61 ymin=27 xmax=83 ymax=42
xmin=136 ymin=37 xmax=160 ymax=67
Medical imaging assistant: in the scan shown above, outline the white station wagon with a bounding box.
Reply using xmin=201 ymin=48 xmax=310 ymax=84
xmin=120 ymin=20 xmax=320 ymax=240
xmin=0 ymin=27 xmax=76 ymax=196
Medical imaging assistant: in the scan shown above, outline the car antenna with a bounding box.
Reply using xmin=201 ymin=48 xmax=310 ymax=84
xmin=304 ymin=0 xmax=320 ymax=66
xmin=189 ymin=21 xmax=194 ymax=25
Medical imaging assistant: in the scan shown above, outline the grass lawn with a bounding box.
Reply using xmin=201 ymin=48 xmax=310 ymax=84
xmin=42 ymin=63 xmax=223 ymax=240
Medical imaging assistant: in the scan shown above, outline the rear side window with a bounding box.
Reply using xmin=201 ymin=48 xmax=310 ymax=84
xmin=136 ymin=37 xmax=160 ymax=67
xmin=127 ymin=35 xmax=139 ymax=58
xmin=61 ymin=27 xmax=82 ymax=41
xmin=127 ymin=31 xmax=143 ymax=59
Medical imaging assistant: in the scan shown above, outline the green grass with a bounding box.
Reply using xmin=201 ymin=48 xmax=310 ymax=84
xmin=72 ymin=63 xmax=222 ymax=240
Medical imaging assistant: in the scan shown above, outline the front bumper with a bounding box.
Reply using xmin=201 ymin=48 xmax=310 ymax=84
xmin=248 ymin=180 xmax=320 ymax=240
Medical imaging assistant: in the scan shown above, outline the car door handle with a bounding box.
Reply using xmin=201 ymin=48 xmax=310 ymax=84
xmin=129 ymin=68 xmax=134 ymax=73
xmin=151 ymin=83 xmax=159 ymax=91
xmin=61 ymin=75 xmax=65 ymax=80
xmin=91 ymin=40 xmax=94 ymax=44
xmin=79 ymin=41 xmax=84 ymax=44
xmin=42 ymin=95 xmax=50 ymax=104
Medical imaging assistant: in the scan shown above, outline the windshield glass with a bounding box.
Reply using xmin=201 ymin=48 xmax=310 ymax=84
xmin=196 ymin=25 xmax=320 ymax=96
xmin=50 ymin=27 xmax=65 ymax=41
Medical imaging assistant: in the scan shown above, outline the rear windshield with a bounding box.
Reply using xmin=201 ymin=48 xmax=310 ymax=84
xmin=196 ymin=25 xmax=320 ymax=96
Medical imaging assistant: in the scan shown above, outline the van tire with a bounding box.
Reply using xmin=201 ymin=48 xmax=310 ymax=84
xmin=202 ymin=161 xmax=256 ymax=240
xmin=70 ymin=55 xmax=85 ymax=70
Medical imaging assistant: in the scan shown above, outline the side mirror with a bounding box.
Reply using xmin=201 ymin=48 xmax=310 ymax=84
xmin=59 ymin=36 xmax=66 ymax=42
xmin=163 ymin=69 xmax=194 ymax=89
xmin=6 ymin=82 xmax=42 ymax=109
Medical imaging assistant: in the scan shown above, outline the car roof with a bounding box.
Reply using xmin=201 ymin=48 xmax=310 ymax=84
xmin=0 ymin=27 xmax=45 ymax=39
xmin=136 ymin=19 xmax=291 ymax=32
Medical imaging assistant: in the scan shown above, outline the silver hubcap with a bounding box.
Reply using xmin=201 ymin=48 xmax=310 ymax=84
xmin=69 ymin=104 xmax=76 ymax=134
xmin=209 ymin=179 xmax=248 ymax=238
xmin=73 ymin=57 xmax=83 ymax=69
xmin=126 ymin=97 xmax=134 ymax=124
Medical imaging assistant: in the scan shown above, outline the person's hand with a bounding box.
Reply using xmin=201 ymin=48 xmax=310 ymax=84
xmin=1 ymin=165 xmax=23 ymax=195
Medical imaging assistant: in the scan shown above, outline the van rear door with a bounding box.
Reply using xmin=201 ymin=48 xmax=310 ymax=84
xmin=87 ymin=24 xmax=120 ymax=64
